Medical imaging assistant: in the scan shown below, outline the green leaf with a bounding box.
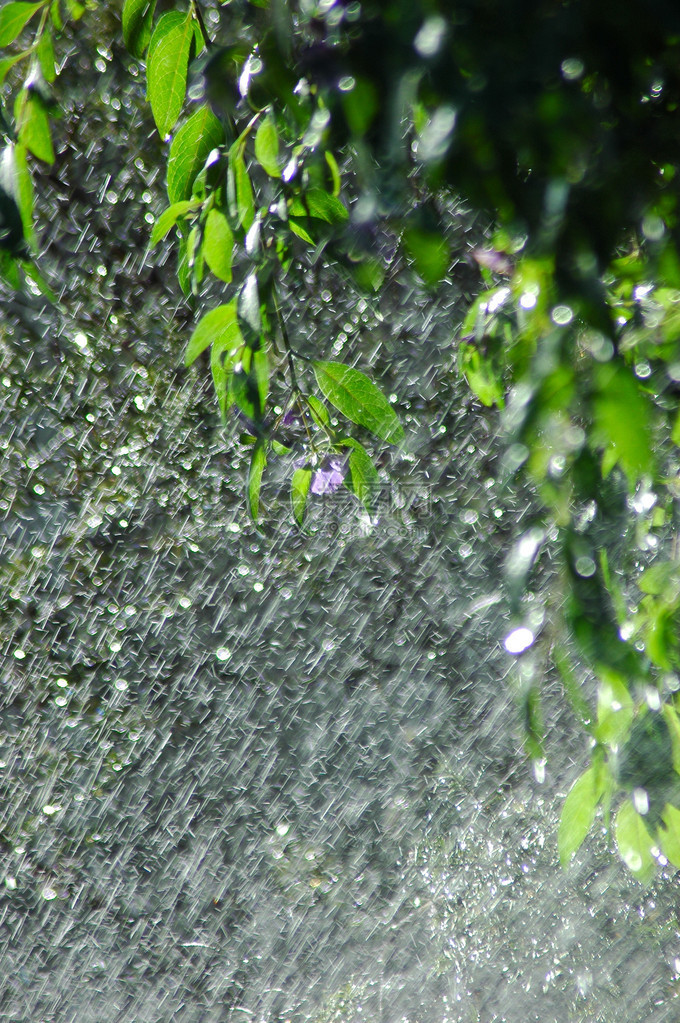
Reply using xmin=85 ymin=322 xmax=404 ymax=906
xmin=594 ymin=362 xmax=653 ymax=485
xmin=147 ymin=10 xmax=193 ymax=140
xmin=288 ymin=217 xmax=316 ymax=245
xmin=553 ymin=645 xmax=594 ymax=732
xmin=313 ymin=361 xmax=404 ymax=444
xmin=325 ymin=150 xmax=341 ymax=196
xmin=185 ymin=301 xmax=238 ymax=367
xmin=594 ymin=671 xmax=634 ymax=746
xmin=122 ymin=0 xmax=156 ymax=58
xmin=0 ymin=51 xmax=26 ymax=87
xmin=203 ymin=208 xmax=233 ymax=283
xmin=0 ymin=248 xmax=21 ymax=288
xmin=459 ymin=342 xmax=505 ymax=408
xmin=339 ymin=437 xmax=380 ymax=511
xmin=63 ymin=0 xmax=85 ymax=20
xmin=289 ymin=188 xmax=348 ymax=224
xmin=0 ymin=1 xmax=44 ymax=46
xmin=231 ymin=346 xmax=269 ymax=424
xmin=237 ymin=273 xmax=261 ymax=347
xmin=49 ymin=0 xmax=62 ymax=30
xmin=659 ymin=804 xmax=680 ymax=867
xmin=254 ymin=113 xmax=280 ymax=176
xmin=149 ymin=199 xmax=199 ymax=246
xmin=615 ymin=800 xmax=656 ymax=882
xmin=13 ymin=142 xmax=34 ymax=249
xmin=638 ymin=561 xmax=680 ymax=597
xmin=351 ymin=256 xmax=385 ymax=293
xmin=167 ymin=105 xmax=224 ymax=204
xmin=403 ymin=226 xmax=450 ymax=286
xmin=176 ymin=235 xmax=190 ymax=295
xmin=210 ymin=318 xmax=242 ymax=418
xmin=247 ymin=441 xmax=266 ymax=521
xmin=558 ymin=765 xmax=604 ymax=867
xmin=15 ymin=89 xmax=54 ymax=164
xmin=227 ymin=145 xmax=254 ymax=229
xmin=306 ymin=394 xmax=330 ymax=427
xmin=36 ymin=26 xmax=55 ymax=82
xmin=23 ymin=259 xmax=55 ymax=301
xmin=185 ymin=221 xmax=204 ymax=293
xmin=672 ymin=409 xmax=680 ymax=448
xmin=341 ymin=75 xmax=379 ymax=136
xmin=291 ymin=467 xmax=312 ymax=525
xmin=521 ymin=684 xmax=544 ymax=761
xmin=662 ymin=704 xmax=680 ymax=774
xmin=645 ymin=604 xmax=677 ymax=671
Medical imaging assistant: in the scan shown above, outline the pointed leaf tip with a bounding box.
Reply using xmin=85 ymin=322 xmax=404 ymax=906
xmin=313 ymin=361 xmax=403 ymax=444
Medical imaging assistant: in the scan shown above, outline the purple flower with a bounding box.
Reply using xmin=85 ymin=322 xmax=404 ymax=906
xmin=281 ymin=408 xmax=301 ymax=427
xmin=471 ymin=247 xmax=513 ymax=276
xmin=310 ymin=454 xmax=349 ymax=495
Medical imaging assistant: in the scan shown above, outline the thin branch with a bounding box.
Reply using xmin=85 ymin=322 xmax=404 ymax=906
xmin=191 ymin=0 xmax=212 ymax=50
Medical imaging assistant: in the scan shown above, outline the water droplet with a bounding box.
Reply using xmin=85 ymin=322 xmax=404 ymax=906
xmin=551 ymin=304 xmax=573 ymax=326
xmin=504 ymin=627 xmax=535 ymax=654
xmin=574 ymin=555 xmax=596 ymax=577
xmin=633 ymin=788 xmax=650 ymax=815
xmin=642 ymin=214 xmax=665 ymax=241
xmin=561 ymin=57 xmax=584 ymax=80
xmin=414 ymin=15 xmax=448 ymax=58
xmin=13 ymin=649 xmax=25 ymax=660
xmin=276 ymin=823 xmax=290 ymax=837
xmin=42 ymin=886 xmax=58 ymax=901
xmin=215 ymin=647 xmax=231 ymax=662
xmin=624 ymin=849 xmax=642 ymax=872
xmin=43 ymin=805 xmax=61 ymax=816
xmin=114 ymin=678 xmax=128 ymax=691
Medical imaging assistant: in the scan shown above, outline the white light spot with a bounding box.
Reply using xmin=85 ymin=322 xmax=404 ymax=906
xmin=504 ymin=627 xmax=535 ymax=654
xmin=414 ymin=15 xmax=447 ymax=58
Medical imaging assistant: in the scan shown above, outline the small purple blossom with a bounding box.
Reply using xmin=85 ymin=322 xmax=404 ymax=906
xmin=281 ymin=407 xmax=301 ymax=427
xmin=310 ymin=454 xmax=349 ymax=495
xmin=471 ymin=247 xmax=513 ymax=276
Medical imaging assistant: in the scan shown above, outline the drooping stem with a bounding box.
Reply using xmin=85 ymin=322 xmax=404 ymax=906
xmin=191 ymin=0 xmax=212 ymax=50
xmin=272 ymin=285 xmax=300 ymax=396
